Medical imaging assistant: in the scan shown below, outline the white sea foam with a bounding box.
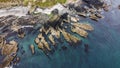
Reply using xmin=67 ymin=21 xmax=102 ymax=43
xmin=34 ymin=3 xmax=69 ymax=15
xmin=0 ymin=6 xmax=29 ymax=17
xmin=4 ymin=66 xmax=13 ymax=68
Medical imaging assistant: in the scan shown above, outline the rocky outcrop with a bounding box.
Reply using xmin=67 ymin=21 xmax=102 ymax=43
xmin=41 ymin=38 xmax=51 ymax=51
xmin=71 ymin=26 xmax=88 ymax=37
xmin=0 ymin=35 xmax=6 ymax=48
xmin=60 ymin=29 xmax=72 ymax=42
xmin=50 ymin=27 xmax=60 ymax=39
xmin=17 ymin=28 xmax=25 ymax=38
xmin=72 ymin=23 xmax=94 ymax=31
xmin=59 ymin=29 xmax=80 ymax=43
xmin=38 ymin=42 xmax=44 ymax=50
xmin=35 ymin=34 xmax=51 ymax=51
xmin=0 ymin=0 xmax=109 ymax=67
xmin=48 ymin=34 xmax=55 ymax=45
xmin=0 ymin=40 xmax=18 ymax=68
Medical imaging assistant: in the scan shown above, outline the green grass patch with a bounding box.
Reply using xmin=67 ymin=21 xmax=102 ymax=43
xmin=0 ymin=0 xmax=67 ymax=8
xmin=24 ymin=0 xmax=67 ymax=8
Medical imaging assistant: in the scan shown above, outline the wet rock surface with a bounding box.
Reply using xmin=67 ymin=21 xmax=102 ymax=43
xmin=30 ymin=44 xmax=35 ymax=55
xmin=0 ymin=40 xmax=18 ymax=68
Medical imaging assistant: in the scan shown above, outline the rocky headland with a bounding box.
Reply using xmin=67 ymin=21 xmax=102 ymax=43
xmin=0 ymin=0 xmax=109 ymax=67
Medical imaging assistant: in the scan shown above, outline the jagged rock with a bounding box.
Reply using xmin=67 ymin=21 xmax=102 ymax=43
xmin=41 ymin=38 xmax=51 ymax=51
xmin=38 ymin=42 xmax=44 ymax=50
xmin=67 ymin=33 xmax=80 ymax=43
xmin=36 ymin=33 xmax=51 ymax=51
xmin=77 ymin=12 xmax=87 ymax=17
xmin=48 ymin=9 xmax=60 ymax=24
xmin=60 ymin=29 xmax=80 ymax=43
xmin=83 ymin=0 xmax=104 ymax=8
xmin=60 ymin=29 xmax=71 ymax=42
xmin=89 ymin=14 xmax=99 ymax=21
xmin=35 ymin=38 xmax=40 ymax=44
xmin=0 ymin=36 xmax=6 ymax=49
xmin=2 ymin=40 xmax=18 ymax=55
xmin=37 ymin=34 xmax=43 ymax=39
xmin=38 ymin=34 xmax=51 ymax=51
xmin=11 ymin=25 xmax=21 ymax=32
xmin=56 ymin=30 xmax=61 ymax=38
xmin=95 ymin=13 xmax=103 ymax=18
xmin=0 ymin=40 xmax=18 ymax=67
xmin=72 ymin=23 xmax=94 ymax=31
xmin=71 ymin=27 xmax=88 ymax=37
xmin=50 ymin=27 xmax=60 ymax=38
xmin=70 ymin=16 xmax=79 ymax=22
xmin=18 ymin=28 xmax=25 ymax=38
xmin=48 ymin=34 xmax=55 ymax=45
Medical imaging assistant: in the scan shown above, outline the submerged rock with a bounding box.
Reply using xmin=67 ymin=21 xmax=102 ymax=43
xmin=61 ymin=46 xmax=67 ymax=50
xmin=30 ymin=44 xmax=35 ymax=55
xmin=84 ymin=44 xmax=89 ymax=53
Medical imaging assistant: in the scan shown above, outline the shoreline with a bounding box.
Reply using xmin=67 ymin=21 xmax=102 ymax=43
xmin=0 ymin=0 xmax=108 ymax=68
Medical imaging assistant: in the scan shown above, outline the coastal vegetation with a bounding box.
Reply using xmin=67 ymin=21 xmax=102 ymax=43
xmin=24 ymin=0 xmax=67 ymax=8
xmin=0 ymin=0 xmax=68 ymax=8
